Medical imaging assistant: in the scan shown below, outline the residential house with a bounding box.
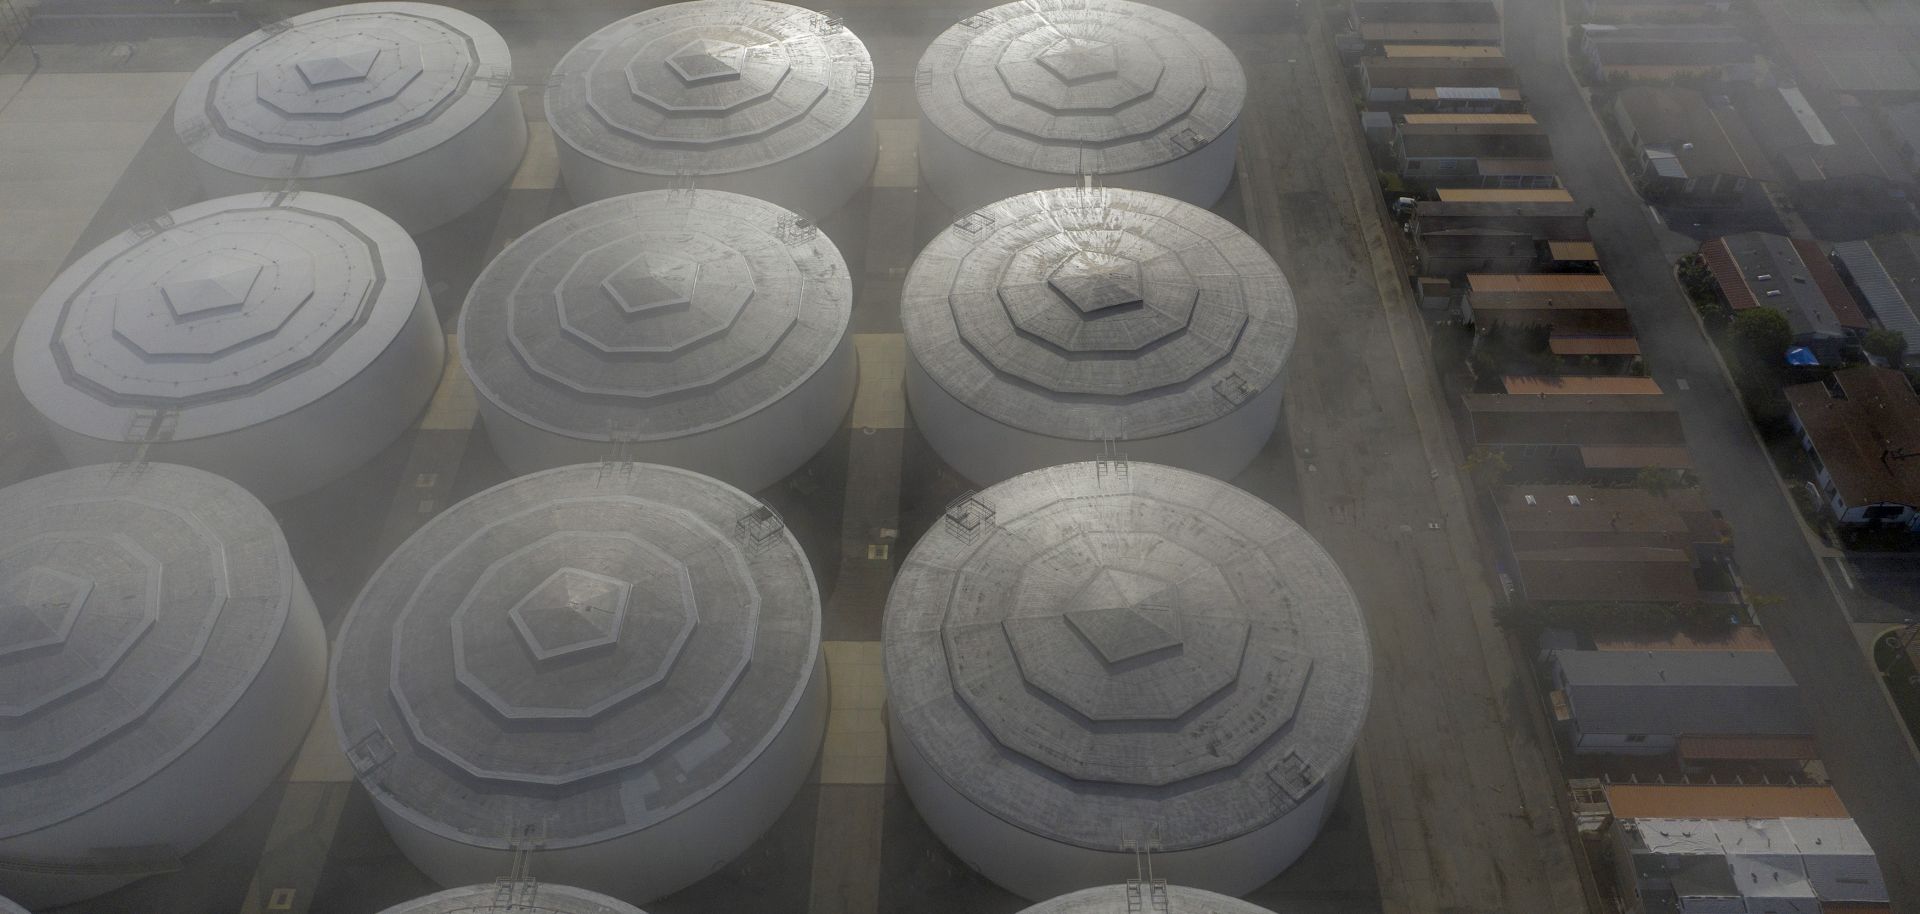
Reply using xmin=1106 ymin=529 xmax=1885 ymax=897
xmin=1611 ymin=86 xmax=1772 ymax=207
xmin=1413 ymin=199 xmax=1591 ymax=275
xmin=1360 ymin=54 xmax=1519 ymax=104
xmin=1875 ymin=102 xmax=1920 ymax=178
xmin=1350 ymin=0 xmax=1502 ymax=46
xmin=1731 ymin=85 xmax=1912 ymax=224
xmin=1465 ymin=391 xmax=1689 ymax=475
xmin=1783 ymin=367 xmax=1920 ymax=531
xmin=1578 ymin=24 xmax=1757 ymax=83
xmin=1613 ymin=817 xmax=1888 ymax=914
xmin=1462 ymin=272 xmax=1636 ymax=357
xmin=1495 ymin=483 xmax=1730 ymax=605
xmin=1549 ymin=649 xmax=1812 ymax=755
xmin=1394 ymin=123 xmax=1555 ymax=185
xmin=1583 ymin=0 xmax=1731 ymax=21
xmin=1830 ymin=236 xmax=1920 ymax=350
xmin=1400 ymin=86 xmax=1527 ymax=115
xmin=1701 ymin=233 xmax=1869 ymax=363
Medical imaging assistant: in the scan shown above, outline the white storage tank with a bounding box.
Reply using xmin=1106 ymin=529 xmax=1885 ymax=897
xmin=0 ymin=463 xmax=327 ymax=908
xmin=547 ymin=0 xmax=875 ymax=218
xmin=1021 ymin=884 xmax=1282 ymax=914
xmin=902 ymin=187 xmax=1295 ymax=484
xmin=460 ymin=189 xmax=855 ymax=492
xmin=376 ymin=883 xmax=647 ymax=914
xmin=331 ymin=463 xmax=827 ymax=903
xmin=12 ymin=192 xmax=444 ymax=504
xmin=916 ymin=0 xmax=1245 ymax=214
xmin=0 ymin=895 xmax=23 ymax=914
xmin=174 ymin=2 xmax=527 ymax=233
xmin=885 ymin=461 xmax=1372 ymax=900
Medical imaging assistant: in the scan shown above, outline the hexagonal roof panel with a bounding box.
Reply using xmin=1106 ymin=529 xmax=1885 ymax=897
xmin=0 ymin=463 xmax=297 ymax=839
xmin=546 ymin=0 xmax=872 ymax=177
xmin=1016 ymin=884 xmax=1282 ymax=914
xmin=917 ymin=0 xmax=1245 ymax=174
xmin=902 ymin=187 xmax=1296 ymax=441
xmin=374 ymin=884 xmax=650 ymax=914
xmin=14 ymin=192 xmax=424 ymax=445
xmin=331 ymin=463 xmax=821 ymax=849
xmin=460 ymin=189 xmax=851 ymax=443
xmin=174 ymin=3 xmax=514 ymax=180
xmin=885 ymin=461 xmax=1372 ymax=851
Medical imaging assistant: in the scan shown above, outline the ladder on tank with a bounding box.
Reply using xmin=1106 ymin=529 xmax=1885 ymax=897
xmin=0 ymin=0 xmax=28 ymax=62
xmin=492 ymin=823 xmax=546 ymax=909
xmin=1121 ymin=841 xmax=1169 ymax=914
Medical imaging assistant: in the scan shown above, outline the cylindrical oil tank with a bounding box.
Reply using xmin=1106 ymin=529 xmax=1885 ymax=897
xmin=884 ymin=461 xmax=1373 ymax=900
xmin=546 ymin=0 xmax=875 ymax=219
xmin=916 ymin=0 xmax=1245 ymax=214
xmin=331 ymin=463 xmax=827 ymax=903
xmin=12 ymin=192 xmax=445 ymax=504
xmin=460 ymin=189 xmax=855 ymax=492
xmin=174 ymin=2 xmax=527 ymax=233
xmin=902 ymin=187 xmax=1295 ymax=484
xmin=376 ymin=884 xmax=647 ymax=914
xmin=0 ymin=463 xmax=326 ymax=909
xmin=1021 ymin=884 xmax=1282 ymax=914
xmin=0 ymin=895 xmax=23 ymax=914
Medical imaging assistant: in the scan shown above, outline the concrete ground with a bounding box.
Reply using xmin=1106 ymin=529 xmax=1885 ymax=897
xmin=1502 ymin=0 xmax=1920 ymax=908
xmin=2 ymin=2 xmax=1590 ymax=913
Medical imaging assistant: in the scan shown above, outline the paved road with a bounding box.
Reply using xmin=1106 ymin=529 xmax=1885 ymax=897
xmin=1502 ymin=1 xmax=1920 ymax=907
xmin=1226 ymin=20 xmax=1594 ymax=914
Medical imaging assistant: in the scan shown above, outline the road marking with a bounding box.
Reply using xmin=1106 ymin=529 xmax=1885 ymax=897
xmin=1676 ymin=378 xmax=1690 ymax=390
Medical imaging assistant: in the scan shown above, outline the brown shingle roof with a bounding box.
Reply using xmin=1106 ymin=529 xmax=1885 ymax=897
xmin=1785 ymin=368 xmax=1920 ymax=510
xmin=1604 ymin=784 xmax=1848 ymax=819
xmin=1467 ymin=394 xmax=1687 ymax=447
xmin=1514 ymin=546 xmax=1703 ymax=604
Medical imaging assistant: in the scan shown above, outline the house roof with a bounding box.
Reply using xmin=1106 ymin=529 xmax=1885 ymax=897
xmin=1613 ymin=86 xmax=1774 ymax=183
xmin=1831 ymin=236 xmax=1920 ymax=342
xmin=1400 ymin=122 xmax=1552 ymax=159
xmin=1676 ymin=734 xmax=1820 ymax=761
xmin=1502 ymin=376 xmax=1663 ymax=395
xmin=1437 ymin=187 xmax=1572 ymax=202
xmin=1474 ymin=157 xmax=1558 ymax=177
xmin=1359 ymin=21 xmax=1504 ymax=43
xmin=1381 ymin=43 xmax=1505 ymax=59
xmin=1471 ymin=273 xmax=1614 ymax=293
xmin=1403 ymin=112 xmax=1536 ymax=124
xmin=1353 ymin=0 xmax=1502 ymax=25
xmin=1595 ymin=625 xmax=1772 ymax=652
xmin=1496 ymin=484 xmax=1716 ymax=541
xmin=1514 ymin=546 xmax=1704 ymax=604
xmin=1580 ymin=445 xmax=1695 ymax=469
xmin=1702 ymin=234 xmax=1870 ymax=337
xmin=1552 ymin=649 xmax=1812 ymax=738
xmin=1363 ymin=56 xmax=1519 ymax=89
xmin=1581 ymin=24 xmax=1754 ymax=68
xmin=1549 ymin=240 xmax=1601 ymax=261
xmin=1784 ymin=368 xmax=1920 ymax=510
xmin=1552 ymin=337 xmax=1642 ymax=355
xmin=1467 ymin=393 xmax=1686 ymax=447
xmin=1605 ymin=785 xmax=1848 ymax=820
xmin=1732 ymin=85 xmax=1910 ymax=185
xmin=1408 ymin=86 xmax=1523 ymax=101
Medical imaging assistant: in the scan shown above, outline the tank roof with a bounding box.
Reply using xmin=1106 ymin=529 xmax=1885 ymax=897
xmin=331 ymin=463 xmax=821 ymax=850
xmin=175 ymin=2 xmax=513 ymax=180
xmin=547 ymin=0 xmax=872 ymax=177
xmin=14 ymin=192 xmax=422 ymax=445
xmin=460 ymin=189 xmax=851 ymax=442
xmin=0 ymin=463 xmax=297 ymax=838
xmin=902 ymin=187 xmax=1295 ymax=441
xmin=885 ymin=461 xmax=1371 ymax=851
xmin=376 ymin=884 xmax=646 ymax=914
xmin=917 ymin=0 xmax=1244 ymax=176
xmin=1020 ymin=884 xmax=1280 ymax=914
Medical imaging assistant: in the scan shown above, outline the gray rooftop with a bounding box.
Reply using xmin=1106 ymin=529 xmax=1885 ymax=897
xmin=546 ymin=0 xmax=872 ymax=177
xmin=375 ymin=884 xmax=647 ymax=914
xmin=1018 ymin=884 xmax=1279 ymax=914
xmin=1832 ymin=238 xmax=1920 ymax=342
xmin=175 ymin=2 xmax=513 ymax=180
xmin=1552 ymin=650 xmax=1813 ymax=739
xmin=331 ymin=463 xmax=821 ymax=850
xmin=884 ymin=461 xmax=1372 ymax=851
xmin=459 ymin=189 xmax=851 ymax=442
xmin=13 ymin=192 xmax=422 ymax=443
xmin=1716 ymin=232 xmax=1848 ymax=341
xmin=916 ymin=0 xmax=1245 ymax=175
xmin=901 ymin=187 xmax=1296 ymax=441
xmin=0 ymin=463 xmax=296 ymax=839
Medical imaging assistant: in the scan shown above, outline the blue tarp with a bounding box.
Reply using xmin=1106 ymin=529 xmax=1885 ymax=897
xmin=1785 ymin=346 xmax=1820 ymax=366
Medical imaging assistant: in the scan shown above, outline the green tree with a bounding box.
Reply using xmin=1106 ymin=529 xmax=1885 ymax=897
xmin=1728 ymin=307 xmax=1793 ymax=384
xmin=1635 ymin=466 xmax=1679 ymax=497
xmin=1462 ymin=446 xmax=1509 ymax=489
xmin=1864 ymin=327 xmax=1908 ymax=366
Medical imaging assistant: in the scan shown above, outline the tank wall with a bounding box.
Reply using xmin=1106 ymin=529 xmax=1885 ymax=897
xmin=889 ymin=706 xmax=1350 ymax=901
xmin=193 ymin=91 xmax=528 ymax=233
xmin=903 ymin=353 xmax=1282 ymax=485
xmin=916 ymin=117 xmax=1241 ymax=215
xmin=474 ymin=330 xmax=856 ymax=493
xmin=371 ymin=650 xmax=828 ymax=903
xmin=554 ymin=100 xmax=876 ymax=221
xmin=0 ymin=577 xmax=327 ymax=909
xmin=42 ymin=287 xmax=445 ymax=503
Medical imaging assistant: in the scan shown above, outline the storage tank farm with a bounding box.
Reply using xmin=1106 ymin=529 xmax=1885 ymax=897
xmin=0 ymin=895 xmax=24 ymax=914
xmin=902 ymin=186 xmax=1297 ymax=484
xmin=330 ymin=463 xmax=827 ymax=902
xmin=547 ymin=0 xmax=875 ymax=218
xmin=916 ymin=0 xmax=1246 ymax=214
xmin=376 ymin=884 xmax=648 ymax=914
xmin=1022 ymin=884 xmax=1286 ymax=914
xmin=0 ymin=463 xmax=327 ymax=909
xmin=11 ymin=192 xmax=445 ymax=504
xmin=884 ymin=461 xmax=1373 ymax=900
xmin=174 ymin=2 xmax=525 ymax=233
xmin=460 ymin=189 xmax=855 ymax=491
